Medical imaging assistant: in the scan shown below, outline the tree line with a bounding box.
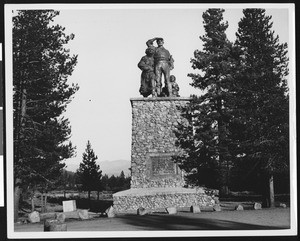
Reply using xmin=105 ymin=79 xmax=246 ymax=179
xmin=175 ymin=9 xmax=289 ymax=207
xmin=58 ymin=166 xmax=131 ymax=194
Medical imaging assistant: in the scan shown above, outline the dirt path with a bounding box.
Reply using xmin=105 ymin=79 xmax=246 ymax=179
xmin=15 ymin=207 xmax=290 ymax=232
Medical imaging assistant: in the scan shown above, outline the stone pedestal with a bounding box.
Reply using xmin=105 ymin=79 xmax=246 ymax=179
xmin=113 ymin=187 xmax=216 ymax=213
xmin=130 ymin=97 xmax=190 ymax=188
xmin=113 ymin=97 xmax=217 ymax=213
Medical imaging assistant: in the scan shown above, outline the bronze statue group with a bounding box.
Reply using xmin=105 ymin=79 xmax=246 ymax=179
xmin=138 ymin=37 xmax=179 ymax=97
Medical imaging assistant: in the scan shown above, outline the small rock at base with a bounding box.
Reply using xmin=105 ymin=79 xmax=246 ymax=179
xmin=106 ymin=206 xmax=115 ymax=218
xmin=213 ymin=205 xmax=221 ymax=212
xmin=166 ymin=207 xmax=177 ymax=214
xmin=235 ymin=204 xmax=244 ymax=211
xmin=44 ymin=219 xmax=67 ymax=232
xmin=55 ymin=213 xmax=66 ymax=223
xmin=137 ymin=207 xmax=148 ymax=216
xmin=190 ymin=205 xmax=201 ymax=213
xmin=253 ymin=202 xmax=262 ymax=210
xmin=279 ymin=203 xmax=287 ymax=208
xmin=78 ymin=209 xmax=89 ymax=220
xmin=28 ymin=211 xmax=40 ymax=223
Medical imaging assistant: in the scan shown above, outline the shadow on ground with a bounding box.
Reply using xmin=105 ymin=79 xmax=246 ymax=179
xmin=116 ymin=213 xmax=287 ymax=230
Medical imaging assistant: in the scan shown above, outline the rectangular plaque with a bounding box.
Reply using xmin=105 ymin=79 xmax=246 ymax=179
xmin=151 ymin=156 xmax=176 ymax=176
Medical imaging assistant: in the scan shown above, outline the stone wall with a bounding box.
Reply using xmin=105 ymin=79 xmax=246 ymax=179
xmin=130 ymin=97 xmax=190 ymax=188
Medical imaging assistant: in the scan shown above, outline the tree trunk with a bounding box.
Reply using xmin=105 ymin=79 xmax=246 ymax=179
xmin=14 ymin=89 xmax=27 ymax=222
xmin=217 ymin=96 xmax=230 ymax=197
xmin=14 ymin=178 xmax=22 ymax=222
xmin=97 ymin=190 xmax=100 ymax=200
xmin=31 ymin=194 xmax=35 ymax=212
xmin=220 ymin=185 xmax=229 ymax=196
xmin=269 ymin=174 xmax=275 ymax=208
xmin=41 ymin=194 xmax=44 ymax=213
xmin=88 ymin=191 xmax=91 ymax=200
xmin=261 ymin=173 xmax=270 ymax=208
xmin=44 ymin=193 xmax=48 ymax=213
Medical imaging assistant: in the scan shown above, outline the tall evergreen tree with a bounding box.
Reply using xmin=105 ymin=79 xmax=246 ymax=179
xmin=175 ymin=9 xmax=238 ymax=194
xmin=233 ymin=9 xmax=289 ymax=207
xmin=76 ymin=141 xmax=102 ymax=200
xmin=13 ymin=10 xmax=78 ymax=221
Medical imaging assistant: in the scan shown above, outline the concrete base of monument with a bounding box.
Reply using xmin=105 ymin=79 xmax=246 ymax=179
xmin=113 ymin=187 xmax=219 ymax=214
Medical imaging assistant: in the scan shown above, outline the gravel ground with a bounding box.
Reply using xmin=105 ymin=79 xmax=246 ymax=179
xmin=14 ymin=207 xmax=290 ymax=232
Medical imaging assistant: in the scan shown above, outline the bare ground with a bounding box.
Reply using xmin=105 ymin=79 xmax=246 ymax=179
xmin=14 ymin=207 xmax=290 ymax=232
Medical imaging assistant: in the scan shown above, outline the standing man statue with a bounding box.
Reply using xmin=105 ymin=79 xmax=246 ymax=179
xmin=146 ymin=37 xmax=174 ymax=97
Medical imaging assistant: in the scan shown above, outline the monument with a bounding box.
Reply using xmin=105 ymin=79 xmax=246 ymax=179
xmin=113 ymin=38 xmax=218 ymax=213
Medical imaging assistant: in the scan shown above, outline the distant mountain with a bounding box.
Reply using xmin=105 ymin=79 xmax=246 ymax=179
xmin=65 ymin=159 xmax=131 ymax=177
xmin=100 ymin=159 xmax=131 ymax=177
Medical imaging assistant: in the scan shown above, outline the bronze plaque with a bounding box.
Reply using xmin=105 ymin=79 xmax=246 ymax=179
xmin=151 ymin=155 xmax=176 ymax=176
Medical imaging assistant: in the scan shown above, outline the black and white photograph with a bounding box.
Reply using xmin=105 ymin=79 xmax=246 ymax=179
xmin=2 ymin=2 xmax=297 ymax=240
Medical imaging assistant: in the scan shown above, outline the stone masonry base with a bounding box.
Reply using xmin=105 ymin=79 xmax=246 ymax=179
xmin=113 ymin=187 xmax=218 ymax=213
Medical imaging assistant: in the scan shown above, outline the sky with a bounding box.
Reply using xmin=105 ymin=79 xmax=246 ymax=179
xmin=48 ymin=4 xmax=292 ymax=172
xmin=10 ymin=4 xmax=292 ymax=172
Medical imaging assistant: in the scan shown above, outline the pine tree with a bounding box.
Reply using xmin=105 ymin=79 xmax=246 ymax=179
xmin=233 ymin=9 xmax=289 ymax=207
xmin=13 ymin=10 xmax=78 ymax=221
xmin=76 ymin=141 xmax=102 ymax=200
xmin=175 ymin=9 xmax=238 ymax=194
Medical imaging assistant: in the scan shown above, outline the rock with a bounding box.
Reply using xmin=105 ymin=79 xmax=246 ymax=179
xmin=18 ymin=217 xmax=29 ymax=224
xmin=279 ymin=203 xmax=287 ymax=208
xmin=137 ymin=207 xmax=148 ymax=216
xmin=235 ymin=204 xmax=244 ymax=211
xmin=106 ymin=206 xmax=115 ymax=218
xmin=28 ymin=211 xmax=40 ymax=223
xmin=44 ymin=219 xmax=67 ymax=232
xmin=190 ymin=205 xmax=201 ymax=213
xmin=78 ymin=209 xmax=89 ymax=220
xmin=253 ymin=202 xmax=262 ymax=210
xmin=166 ymin=207 xmax=177 ymax=214
xmin=55 ymin=213 xmax=66 ymax=223
xmin=213 ymin=205 xmax=221 ymax=212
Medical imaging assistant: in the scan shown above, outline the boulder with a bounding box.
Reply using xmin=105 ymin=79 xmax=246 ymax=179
xmin=78 ymin=209 xmax=89 ymax=220
xmin=253 ymin=202 xmax=262 ymax=210
xmin=166 ymin=207 xmax=177 ymax=214
xmin=190 ymin=205 xmax=201 ymax=213
xmin=28 ymin=211 xmax=40 ymax=223
xmin=55 ymin=213 xmax=66 ymax=223
xmin=213 ymin=205 xmax=221 ymax=212
xmin=44 ymin=219 xmax=67 ymax=232
xmin=137 ymin=207 xmax=148 ymax=216
xmin=279 ymin=203 xmax=287 ymax=208
xmin=235 ymin=204 xmax=244 ymax=211
xmin=106 ymin=206 xmax=115 ymax=218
